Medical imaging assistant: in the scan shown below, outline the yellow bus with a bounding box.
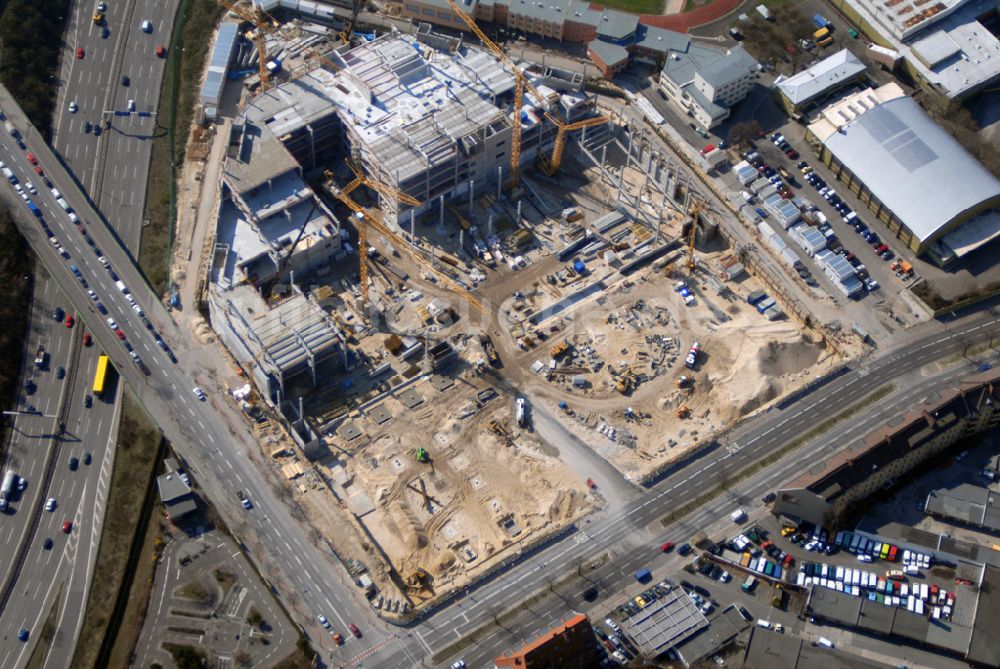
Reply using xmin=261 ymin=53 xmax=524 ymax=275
xmin=93 ymin=354 xmax=110 ymax=396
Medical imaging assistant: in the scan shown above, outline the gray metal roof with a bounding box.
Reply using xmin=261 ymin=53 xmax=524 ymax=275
xmin=776 ymin=49 xmax=867 ymax=105
xmin=635 ymin=26 xmax=690 ymax=55
xmin=822 ymin=96 xmax=1000 ymax=242
xmin=593 ymin=9 xmax=638 ymax=41
xmin=696 ymin=45 xmax=757 ymax=88
xmin=157 ymin=473 xmax=192 ymax=503
xmin=588 ymin=40 xmax=628 ymax=65
xmin=661 ymin=42 xmax=729 ymax=87
xmin=200 ymin=21 xmax=240 ymax=107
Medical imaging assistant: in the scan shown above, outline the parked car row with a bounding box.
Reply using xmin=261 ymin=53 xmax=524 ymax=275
xmin=798 ymin=560 xmax=956 ymax=620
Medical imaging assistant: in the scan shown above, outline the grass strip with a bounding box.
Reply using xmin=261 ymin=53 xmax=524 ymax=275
xmin=139 ymin=0 xmax=224 ymax=293
xmin=70 ymin=394 xmax=163 ymax=669
xmin=659 ymin=384 xmax=895 ymax=528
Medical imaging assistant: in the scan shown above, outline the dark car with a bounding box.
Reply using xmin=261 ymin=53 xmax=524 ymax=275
xmin=18 ymin=628 xmax=29 ymax=642
xmin=83 ymin=452 xmax=92 ymax=465
xmin=53 ymin=307 xmax=64 ymax=321
xmin=43 ymin=538 xmax=53 ymax=550
xmin=121 ymin=75 xmax=130 ymax=86
xmin=56 ymin=366 xmax=65 ymax=379
xmin=762 ymin=492 xmax=776 ymax=504
xmin=677 ymin=543 xmax=693 ymax=556
xmin=68 ymin=457 xmax=79 ymax=471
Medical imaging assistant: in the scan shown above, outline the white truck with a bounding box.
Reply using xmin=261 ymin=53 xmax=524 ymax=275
xmin=515 ymin=397 xmax=528 ymax=428
xmin=0 ymin=469 xmax=17 ymax=510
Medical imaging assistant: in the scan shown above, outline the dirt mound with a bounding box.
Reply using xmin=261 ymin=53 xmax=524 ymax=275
xmin=755 ymin=336 xmax=823 ymax=377
xmin=388 ymin=500 xmax=428 ymax=551
xmin=547 ymin=489 xmax=583 ymax=524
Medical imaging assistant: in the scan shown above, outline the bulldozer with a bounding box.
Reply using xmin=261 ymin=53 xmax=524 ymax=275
xmin=415 ymin=447 xmax=430 ymax=463
xmin=675 ymin=406 xmax=691 ymax=419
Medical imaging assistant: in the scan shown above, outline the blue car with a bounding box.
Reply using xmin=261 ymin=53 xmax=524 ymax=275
xmin=754 ymin=207 xmax=768 ymax=219
xmin=18 ymin=628 xmax=29 ymax=642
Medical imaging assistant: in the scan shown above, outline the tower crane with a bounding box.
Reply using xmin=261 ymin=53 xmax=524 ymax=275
xmin=539 ymin=113 xmax=609 ymax=176
xmin=687 ymin=200 xmax=702 ymax=272
xmin=323 ymin=163 xmax=484 ymax=317
xmin=217 ymin=0 xmax=279 ymax=91
xmin=444 ymin=0 xmax=551 ymax=190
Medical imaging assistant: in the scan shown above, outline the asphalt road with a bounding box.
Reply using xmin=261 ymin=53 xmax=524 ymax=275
xmin=0 ymin=85 xmax=384 ymax=663
xmin=53 ymin=0 xmax=176 ymax=251
xmin=5 ymin=45 xmax=1000 ymax=669
xmin=399 ymin=312 xmax=1000 ymax=668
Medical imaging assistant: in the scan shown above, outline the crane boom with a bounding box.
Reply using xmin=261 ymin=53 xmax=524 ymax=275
xmin=217 ymin=0 xmax=278 ymax=91
xmin=445 ymin=0 xmax=551 ymax=189
xmin=540 ymin=113 xmax=608 ymax=176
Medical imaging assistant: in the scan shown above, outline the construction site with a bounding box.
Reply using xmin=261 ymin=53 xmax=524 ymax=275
xmin=180 ymin=0 xmax=847 ymax=615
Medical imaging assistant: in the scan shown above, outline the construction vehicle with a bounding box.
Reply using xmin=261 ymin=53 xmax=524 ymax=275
xmin=616 ymin=367 xmax=636 ymax=394
xmin=489 ymin=420 xmax=515 ymax=447
xmin=676 ymin=406 xmax=691 ymax=419
xmin=217 ymin=0 xmax=279 ymax=91
xmin=407 ymin=567 xmax=431 ymax=591
xmin=676 ymin=375 xmax=693 ymax=389
xmin=92 ymin=10 xmax=104 ymax=24
xmin=550 ymin=340 xmax=569 ymax=359
xmin=479 ymin=334 xmax=500 ymax=367
xmin=415 ymin=447 xmax=429 ymax=463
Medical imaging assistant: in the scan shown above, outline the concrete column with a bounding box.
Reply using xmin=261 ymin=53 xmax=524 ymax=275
xmin=488 ymin=213 xmax=493 ymax=238
xmin=600 ymin=144 xmax=607 ymax=174
xmin=410 ymin=210 xmax=416 ymax=246
xmin=469 ymin=177 xmax=475 ymax=216
xmin=516 ymin=200 xmax=522 ymax=224
xmin=497 ymin=165 xmax=503 ymax=200
xmin=437 ymin=194 xmax=446 ymax=234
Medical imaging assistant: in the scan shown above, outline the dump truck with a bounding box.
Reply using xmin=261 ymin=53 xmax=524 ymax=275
xmin=479 ymin=334 xmax=500 ymax=367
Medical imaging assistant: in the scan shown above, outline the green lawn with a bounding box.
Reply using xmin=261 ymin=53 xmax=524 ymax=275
xmin=597 ymin=0 xmax=665 ymax=16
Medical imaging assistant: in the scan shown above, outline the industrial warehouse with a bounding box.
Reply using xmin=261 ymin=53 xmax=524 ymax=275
xmin=805 ymin=83 xmax=1000 ymax=266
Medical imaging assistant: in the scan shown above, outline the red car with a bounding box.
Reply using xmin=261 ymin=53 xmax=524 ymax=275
xmin=65 ymin=314 xmax=75 ymax=328
xmin=34 ymin=165 xmax=43 ymax=176
xmin=114 ymin=328 xmax=126 ymax=340
xmin=332 ymin=633 xmax=344 ymax=645
xmin=348 ymin=623 xmax=361 ymax=638
xmin=660 ymin=542 xmax=675 ymax=553
xmin=76 ymin=47 xmax=85 ymax=59
xmin=83 ymin=333 xmax=92 ymax=346
xmin=155 ymin=44 xmax=166 ymax=57
xmin=785 ymin=149 xmax=800 ymax=159
xmin=782 ymin=553 xmax=794 ymax=569
xmin=26 ymin=152 xmax=37 ymax=165
xmin=62 ymin=520 xmax=73 ymax=533
xmin=876 ymin=244 xmax=889 ymax=254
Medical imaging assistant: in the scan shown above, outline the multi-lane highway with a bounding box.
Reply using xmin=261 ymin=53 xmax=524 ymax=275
xmin=0 ymin=85 xmax=384 ymax=666
xmin=54 ymin=0 xmax=176 ymax=250
xmin=4 ymin=37 xmax=1000 ymax=668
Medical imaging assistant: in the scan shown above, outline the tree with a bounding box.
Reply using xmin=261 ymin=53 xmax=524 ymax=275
xmin=727 ymin=121 xmax=762 ymax=151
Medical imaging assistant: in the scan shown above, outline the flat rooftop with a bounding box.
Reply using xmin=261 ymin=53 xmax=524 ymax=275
xmin=621 ymin=585 xmax=708 ymax=657
xmin=222 ymin=123 xmax=301 ymax=196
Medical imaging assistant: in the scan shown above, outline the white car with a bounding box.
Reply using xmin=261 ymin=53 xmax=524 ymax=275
xmin=45 ymin=497 xmax=57 ymax=512
xmin=127 ymin=99 xmax=135 ymax=112
xmin=604 ymin=617 xmax=619 ymax=632
xmin=141 ymin=19 xmax=152 ymax=32
xmin=450 ymin=662 xmax=467 ymax=669
xmin=97 ymin=0 xmax=106 ymax=9
xmin=317 ymin=614 xmax=330 ymax=629
xmin=719 ymin=571 xmax=732 ymax=583
xmin=193 ymin=387 xmax=207 ymax=400
xmin=25 ymin=181 xmax=37 ymax=194
xmin=87 ymin=289 xmax=98 ymax=301
xmin=69 ymin=101 xmax=78 ymax=113
xmin=106 ymin=317 xmax=118 ymax=329
xmin=857 ymin=554 xmax=872 ymax=563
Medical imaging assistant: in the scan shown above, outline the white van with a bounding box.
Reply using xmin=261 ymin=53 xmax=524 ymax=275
xmin=741 ymin=190 xmax=754 ymax=204
xmin=116 ymin=280 xmax=128 ymax=294
xmin=1 ymin=166 xmax=14 ymax=182
xmin=56 ymin=197 xmax=70 ymax=210
xmin=730 ymin=508 xmax=746 ymax=523
xmin=816 ymin=637 xmax=834 ymax=649
xmin=757 ymin=619 xmax=772 ymax=630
